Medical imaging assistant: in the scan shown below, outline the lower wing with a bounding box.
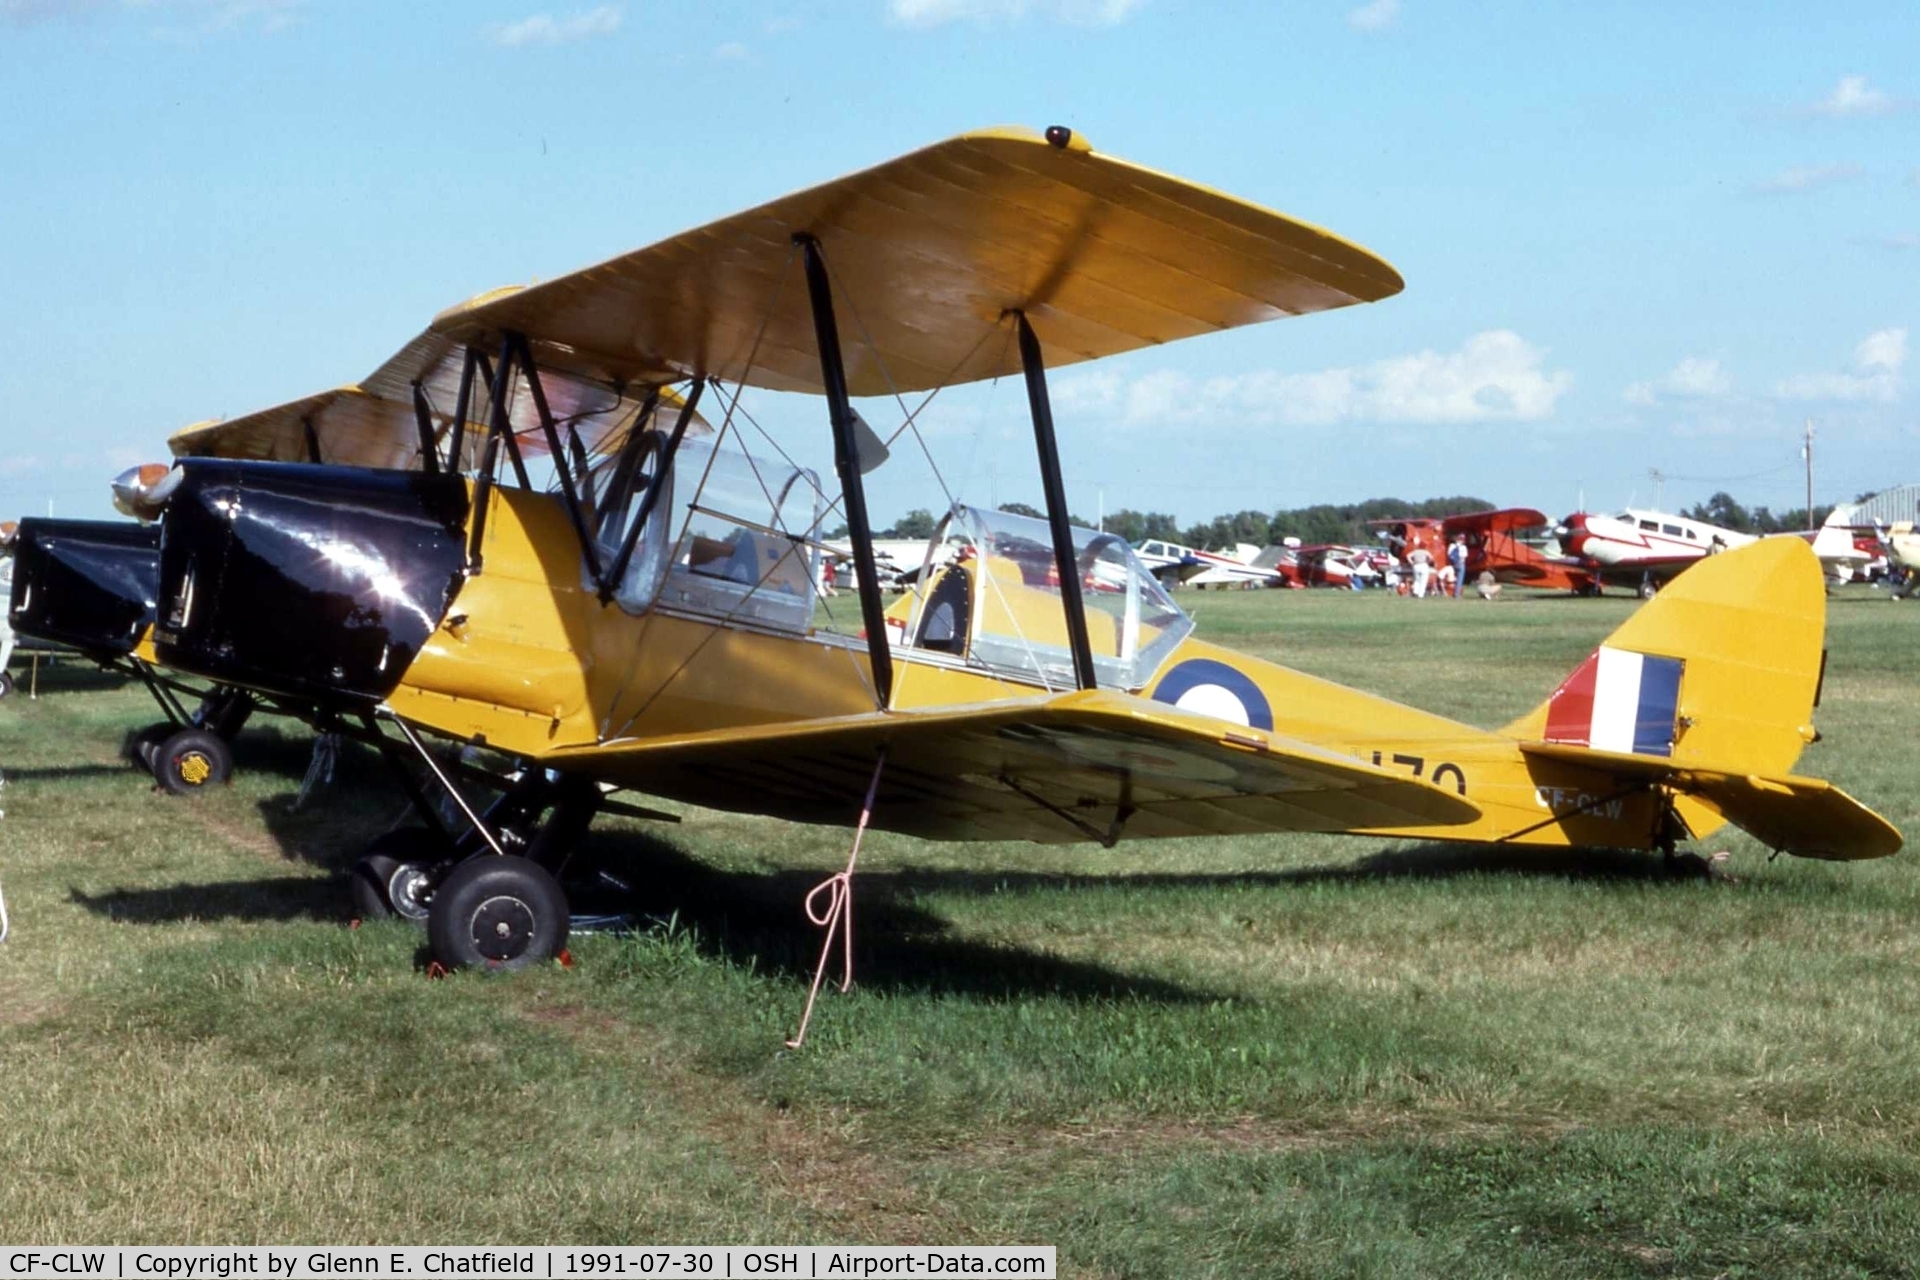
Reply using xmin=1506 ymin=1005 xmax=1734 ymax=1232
xmin=550 ymin=688 xmax=1481 ymax=844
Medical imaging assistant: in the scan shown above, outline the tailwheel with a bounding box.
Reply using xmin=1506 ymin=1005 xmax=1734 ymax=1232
xmin=427 ymin=854 xmax=569 ymax=972
xmin=152 ymin=727 xmax=233 ymax=795
xmin=350 ymin=828 xmax=454 ymax=924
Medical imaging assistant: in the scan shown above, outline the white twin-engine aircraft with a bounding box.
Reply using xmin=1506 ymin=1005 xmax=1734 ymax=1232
xmin=1555 ymin=506 xmax=1868 ymax=594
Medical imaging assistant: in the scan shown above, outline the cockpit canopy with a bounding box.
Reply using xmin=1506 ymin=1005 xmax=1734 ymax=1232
xmin=898 ymin=504 xmax=1192 ymax=693
xmin=592 ymin=435 xmax=824 ymax=635
xmin=586 ymin=429 xmax=1190 ymax=694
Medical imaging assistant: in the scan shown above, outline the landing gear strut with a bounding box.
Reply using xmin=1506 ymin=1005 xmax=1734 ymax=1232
xmin=352 ymin=714 xmax=603 ymax=972
xmin=129 ymin=681 xmax=255 ymax=795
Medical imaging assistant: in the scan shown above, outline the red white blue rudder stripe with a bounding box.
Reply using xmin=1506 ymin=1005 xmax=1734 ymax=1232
xmin=1542 ymin=646 xmax=1685 ymax=757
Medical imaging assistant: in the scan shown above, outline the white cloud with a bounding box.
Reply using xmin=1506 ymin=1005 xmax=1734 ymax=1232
xmin=0 ymin=456 xmax=40 ymax=479
xmin=189 ymin=0 xmax=298 ymax=32
xmin=2 ymin=0 xmax=104 ymax=22
xmin=715 ymin=40 xmax=747 ymax=58
xmin=763 ymin=15 xmax=801 ymax=34
xmin=1052 ymin=330 xmax=1572 ymax=429
xmin=484 ymin=4 xmax=621 ymax=47
xmin=1623 ymin=356 xmax=1732 ymax=406
xmin=1774 ymin=328 xmax=1907 ymax=403
xmin=1748 ymin=162 xmax=1864 ymax=195
xmin=13 ymin=0 xmax=307 ymax=35
xmin=1809 ymin=74 xmax=1896 ymax=118
xmin=886 ymin=0 xmax=1143 ymax=28
xmin=1346 ymin=0 xmax=1398 ymax=32
xmin=1866 ymin=231 xmax=1920 ymax=250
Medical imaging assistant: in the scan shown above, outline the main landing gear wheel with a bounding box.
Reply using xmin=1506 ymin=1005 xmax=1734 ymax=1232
xmin=152 ymin=727 xmax=232 ymax=795
xmin=427 ymin=855 xmax=569 ymax=972
xmin=127 ymin=722 xmax=171 ymax=770
xmin=350 ymin=828 xmax=454 ymax=923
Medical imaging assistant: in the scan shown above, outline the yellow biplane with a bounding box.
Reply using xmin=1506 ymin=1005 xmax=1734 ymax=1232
xmin=120 ymin=127 xmax=1893 ymax=991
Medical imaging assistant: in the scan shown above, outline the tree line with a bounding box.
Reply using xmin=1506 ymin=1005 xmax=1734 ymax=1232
xmin=862 ymin=489 xmax=1849 ymax=548
xmin=1680 ymin=492 xmax=1838 ymax=534
xmin=871 ymin=497 xmax=1494 ymax=548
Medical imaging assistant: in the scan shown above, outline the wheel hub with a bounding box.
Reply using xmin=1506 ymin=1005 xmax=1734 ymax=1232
xmin=176 ymin=752 xmax=212 ymax=785
xmin=387 ymin=864 xmax=434 ymax=921
xmin=468 ymin=894 xmax=536 ymax=962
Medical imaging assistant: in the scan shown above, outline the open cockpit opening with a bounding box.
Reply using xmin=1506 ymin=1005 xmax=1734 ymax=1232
xmin=888 ymin=504 xmax=1191 ymax=694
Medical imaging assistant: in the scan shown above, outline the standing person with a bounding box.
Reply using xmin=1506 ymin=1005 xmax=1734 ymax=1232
xmin=1447 ymin=533 xmax=1469 ymax=599
xmin=1408 ymin=543 xmax=1434 ymax=598
xmin=0 ymin=524 xmax=15 ymax=690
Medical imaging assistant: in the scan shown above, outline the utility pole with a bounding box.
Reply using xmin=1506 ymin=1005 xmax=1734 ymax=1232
xmin=1803 ymin=419 xmax=1815 ymax=530
xmin=1648 ymin=468 xmax=1665 ymax=511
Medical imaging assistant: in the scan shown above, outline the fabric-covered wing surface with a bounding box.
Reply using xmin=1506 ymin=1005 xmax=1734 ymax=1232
xmin=430 ymin=127 xmax=1405 ymax=397
xmin=167 ymin=330 xmax=706 ymax=469
xmin=549 ymin=689 xmax=1478 ymax=844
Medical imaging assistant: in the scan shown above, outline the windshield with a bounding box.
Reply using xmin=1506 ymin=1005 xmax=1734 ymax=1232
xmin=591 ymin=432 xmax=824 ymax=632
xmin=911 ymin=504 xmax=1191 ymax=692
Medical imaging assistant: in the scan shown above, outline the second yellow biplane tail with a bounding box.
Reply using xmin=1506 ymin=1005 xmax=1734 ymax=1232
xmin=1502 ymin=537 xmax=1899 ymax=859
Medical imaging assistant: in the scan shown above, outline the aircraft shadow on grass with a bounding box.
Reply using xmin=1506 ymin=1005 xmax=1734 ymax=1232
xmin=68 ymin=874 xmax=342 ymax=925
xmin=4 ymin=762 xmax=146 ymax=782
xmin=66 ymin=791 xmax=1729 ymax=1004
xmin=2 ymin=662 xmax=129 ymax=694
xmin=62 ymin=808 xmax=1218 ymax=1003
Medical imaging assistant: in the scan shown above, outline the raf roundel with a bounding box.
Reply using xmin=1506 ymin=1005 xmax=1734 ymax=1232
xmin=1149 ymin=658 xmax=1275 ymax=731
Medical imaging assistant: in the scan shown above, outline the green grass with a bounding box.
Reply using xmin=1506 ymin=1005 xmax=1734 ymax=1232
xmin=3 ymin=586 xmax=1920 ymax=1276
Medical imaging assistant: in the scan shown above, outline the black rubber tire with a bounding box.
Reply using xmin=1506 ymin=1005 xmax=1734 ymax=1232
xmin=1638 ymin=582 xmax=1658 ymax=600
xmin=0 ymin=670 xmax=12 ymax=699
xmin=350 ymin=854 xmax=402 ymax=920
xmin=427 ymin=855 xmax=569 ymax=972
xmin=349 ymin=828 xmax=453 ymax=924
xmin=127 ymin=722 xmax=171 ymax=770
xmin=153 ymin=727 xmax=233 ymax=795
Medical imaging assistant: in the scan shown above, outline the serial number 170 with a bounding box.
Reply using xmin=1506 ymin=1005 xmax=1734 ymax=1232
xmin=564 ymin=1254 xmax=716 ymax=1275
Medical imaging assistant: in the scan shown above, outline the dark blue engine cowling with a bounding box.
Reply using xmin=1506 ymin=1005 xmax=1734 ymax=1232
xmin=9 ymin=518 xmax=160 ymax=656
xmin=153 ymin=460 xmax=470 ymax=704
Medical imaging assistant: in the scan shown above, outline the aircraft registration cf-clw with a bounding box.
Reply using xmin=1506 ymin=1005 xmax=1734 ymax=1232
xmin=119 ymin=128 xmax=1895 ymax=1005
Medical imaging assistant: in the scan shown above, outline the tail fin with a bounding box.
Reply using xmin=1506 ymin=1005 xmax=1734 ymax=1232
xmin=1502 ymin=538 xmax=1901 ymax=859
xmin=1502 ymin=536 xmax=1824 ymax=777
xmin=1808 ymin=510 xmax=1863 ymax=567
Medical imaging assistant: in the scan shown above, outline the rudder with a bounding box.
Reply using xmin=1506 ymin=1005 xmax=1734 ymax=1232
xmin=1503 ymin=537 xmax=1825 ymax=779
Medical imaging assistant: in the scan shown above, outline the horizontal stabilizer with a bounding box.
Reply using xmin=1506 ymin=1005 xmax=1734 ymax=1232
xmin=553 ymin=688 xmax=1479 ymax=845
xmin=1521 ymin=742 xmax=1900 ymax=861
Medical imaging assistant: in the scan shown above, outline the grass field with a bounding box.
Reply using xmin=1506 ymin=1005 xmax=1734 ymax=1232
xmin=2 ymin=586 xmax=1918 ymax=1277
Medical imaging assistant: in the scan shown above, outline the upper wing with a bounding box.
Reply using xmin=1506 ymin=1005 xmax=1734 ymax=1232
xmin=429 ymin=127 xmax=1404 ymax=397
xmin=1443 ymin=507 xmax=1549 ymax=536
xmin=168 ymin=330 xmax=707 ymax=468
xmin=1520 ymin=741 xmax=1900 ymax=861
xmin=170 ymin=385 xmax=435 ymax=469
xmin=550 ymin=688 xmax=1479 ymax=844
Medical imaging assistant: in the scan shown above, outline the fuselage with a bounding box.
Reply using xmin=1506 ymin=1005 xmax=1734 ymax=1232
xmin=1138 ymin=539 xmax=1290 ymax=589
xmin=1559 ymin=508 xmax=1868 ymax=586
xmin=145 ymin=457 xmax=1723 ymax=853
xmin=1556 ymin=508 xmax=1750 ymax=571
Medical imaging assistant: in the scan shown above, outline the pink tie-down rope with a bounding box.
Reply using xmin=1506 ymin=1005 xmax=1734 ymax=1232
xmin=786 ymin=747 xmax=888 ymax=1049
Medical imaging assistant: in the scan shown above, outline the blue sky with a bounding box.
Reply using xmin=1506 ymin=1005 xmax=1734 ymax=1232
xmin=1 ymin=0 xmax=1914 ymax=529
